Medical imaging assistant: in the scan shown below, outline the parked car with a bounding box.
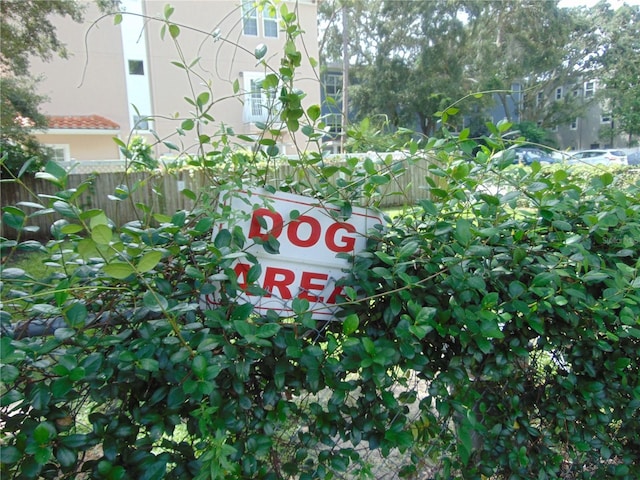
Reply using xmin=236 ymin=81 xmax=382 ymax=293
xmin=550 ymin=150 xmax=572 ymax=163
xmin=493 ymin=146 xmax=557 ymax=166
xmin=627 ymin=151 xmax=640 ymax=166
xmin=514 ymin=147 xmax=557 ymax=165
xmin=567 ymin=149 xmax=628 ymax=166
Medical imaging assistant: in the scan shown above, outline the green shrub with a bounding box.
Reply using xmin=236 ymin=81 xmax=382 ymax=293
xmin=346 ymin=159 xmax=640 ymax=478
xmin=0 ymin=138 xmax=47 ymax=178
xmin=1 ymin=2 xmax=638 ymax=479
xmin=125 ymin=136 xmax=158 ymax=172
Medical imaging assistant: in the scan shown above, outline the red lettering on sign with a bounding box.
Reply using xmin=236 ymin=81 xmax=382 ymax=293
xmin=299 ymin=271 xmax=328 ymax=302
xmin=263 ymin=266 xmax=295 ymax=299
xmin=288 ymin=215 xmax=321 ymax=247
xmin=326 ymin=222 xmax=357 ymax=252
xmin=233 ymin=262 xmax=251 ymax=292
xmin=247 ymin=208 xmax=359 ymax=254
xmin=326 ymin=285 xmax=344 ymax=304
xmin=248 ymin=208 xmax=283 ymax=242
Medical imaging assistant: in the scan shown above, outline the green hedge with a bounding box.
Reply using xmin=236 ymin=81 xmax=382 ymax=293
xmin=1 ymin=2 xmax=639 ymax=477
xmin=1 ymin=150 xmax=638 ymax=479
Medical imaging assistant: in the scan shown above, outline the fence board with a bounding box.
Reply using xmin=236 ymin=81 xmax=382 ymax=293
xmin=1 ymin=155 xmax=439 ymax=241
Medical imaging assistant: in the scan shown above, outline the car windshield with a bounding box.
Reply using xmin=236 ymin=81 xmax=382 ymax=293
xmin=521 ymin=149 xmax=545 ymax=156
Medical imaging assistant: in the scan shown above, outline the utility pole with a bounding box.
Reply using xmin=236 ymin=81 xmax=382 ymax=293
xmin=341 ymin=1 xmax=349 ymax=152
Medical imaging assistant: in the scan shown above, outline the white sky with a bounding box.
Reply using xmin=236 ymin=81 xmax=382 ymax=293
xmin=558 ymin=0 xmax=640 ymax=7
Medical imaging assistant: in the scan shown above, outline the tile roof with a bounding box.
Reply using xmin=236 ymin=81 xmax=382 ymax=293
xmin=47 ymin=115 xmax=120 ymax=130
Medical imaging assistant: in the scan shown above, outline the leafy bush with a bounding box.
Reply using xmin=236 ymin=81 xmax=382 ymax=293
xmin=125 ymin=136 xmax=158 ymax=172
xmin=0 ymin=138 xmax=47 ymax=178
xmin=347 ymin=159 xmax=640 ymax=478
xmin=1 ymin=2 xmax=639 ymax=479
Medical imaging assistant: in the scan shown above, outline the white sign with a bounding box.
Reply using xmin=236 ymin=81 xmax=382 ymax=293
xmin=202 ymin=189 xmax=382 ymax=320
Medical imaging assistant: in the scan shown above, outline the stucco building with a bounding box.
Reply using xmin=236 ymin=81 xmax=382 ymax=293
xmin=29 ymin=0 xmax=320 ymax=164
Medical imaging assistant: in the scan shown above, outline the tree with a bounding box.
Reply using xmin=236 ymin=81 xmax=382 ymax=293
xmin=0 ymin=1 xmax=87 ymax=175
xmin=596 ymin=3 xmax=640 ymax=146
xmin=318 ymin=1 xmax=584 ymax=138
xmin=462 ymin=0 xmax=590 ymax=132
xmin=320 ymin=0 xmax=475 ymax=137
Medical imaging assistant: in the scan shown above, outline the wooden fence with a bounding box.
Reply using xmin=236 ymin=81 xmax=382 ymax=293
xmin=1 ymin=153 xmax=441 ymax=241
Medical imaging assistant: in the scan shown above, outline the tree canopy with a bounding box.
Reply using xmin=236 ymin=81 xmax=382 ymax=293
xmin=595 ymin=3 xmax=640 ymax=144
xmin=319 ymin=0 xmax=640 ymax=144
xmin=0 ymin=1 xmax=91 ymax=175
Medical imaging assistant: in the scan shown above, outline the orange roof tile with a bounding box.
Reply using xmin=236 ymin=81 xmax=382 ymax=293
xmin=47 ymin=115 xmax=120 ymax=130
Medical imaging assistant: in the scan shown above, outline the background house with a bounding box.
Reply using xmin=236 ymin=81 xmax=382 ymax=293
xmin=319 ymin=64 xmax=343 ymax=153
xmin=486 ymin=79 xmax=627 ymax=150
xmin=29 ymin=0 xmax=320 ymax=167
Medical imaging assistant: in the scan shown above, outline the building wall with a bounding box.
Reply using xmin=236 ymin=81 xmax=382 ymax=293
xmin=30 ymin=0 xmax=320 ymax=160
xmin=30 ymin=6 xmax=130 ymax=132
xmin=552 ymin=99 xmax=620 ymax=150
xmin=37 ymin=133 xmax=120 ymax=161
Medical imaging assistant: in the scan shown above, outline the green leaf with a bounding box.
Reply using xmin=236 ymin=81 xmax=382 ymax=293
xmin=138 ymin=251 xmax=163 ymax=273
xmin=184 ymin=265 xmax=204 ymax=279
xmin=193 ymin=217 xmax=214 ymax=233
xmin=552 ymin=220 xmax=572 ymax=231
xmin=34 ymin=446 xmax=52 ymax=465
xmin=35 ymin=172 xmax=62 ymax=186
xmin=143 ymin=290 xmax=168 ymax=311
xmin=53 ymin=200 xmax=77 ymax=218
xmin=139 ymin=358 xmax=159 ymax=372
xmin=455 ymin=218 xmax=472 ymax=245
xmin=255 ymin=43 xmax=268 ymax=60
xmin=0 ymin=267 xmax=26 ymax=279
xmin=582 ymin=271 xmax=609 ymax=282
xmin=0 ymin=446 xmax=21 ymax=464
xmin=65 ymin=303 xmax=88 ymax=327
xmin=34 ymin=422 xmax=56 ymax=444
xmin=343 ymin=314 xmax=359 ymax=335
xmin=104 ymin=262 xmax=135 ymax=279
xmin=197 ymin=91 xmax=210 ymax=107
xmin=139 ymin=457 xmax=168 ymax=480
xmin=307 ymin=104 xmax=321 ymax=122
xmin=91 ymin=224 xmax=112 ymax=245
xmin=56 ymin=446 xmax=77 ymax=468
xmin=214 ymin=229 xmax=232 ymax=248
xmin=257 ymin=323 xmax=281 ymax=338
xmin=234 ymin=320 xmax=255 ymax=338
xmin=2 ymin=207 xmax=26 ymax=230
xmin=169 ymin=23 xmax=180 ymax=38
xmin=60 ymin=223 xmax=84 ymax=234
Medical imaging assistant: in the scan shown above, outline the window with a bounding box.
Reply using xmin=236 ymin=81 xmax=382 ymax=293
xmin=45 ymin=144 xmax=70 ymax=162
xmin=324 ymin=113 xmax=343 ymax=138
xmin=570 ymin=118 xmax=578 ymax=130
xmin=536 ymin=91 xmax=544 ymax=106
xmin=263 ymin=5 xmax=278 ymax=38
xmin=242 ymin=72 xmax=281 ymax=124
xmin=242 ymin=0 xmax=277 ymax=38
xmin=133 ymin=115 xmax=150 ymax=130
xmin=128 ymin=60 xmax=144 ymax=75
xmin=242 ymin=0 xmax=258 ymax=36
xmin=601 ymin=113 xmax=612 ymax=124
xmin=324 ymin=73 xmax=342 ymax=101
xmin=584 ymin=81 xmax=596 ymax=98
xmin=555 ymin=87 xmax=563 ymax=100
